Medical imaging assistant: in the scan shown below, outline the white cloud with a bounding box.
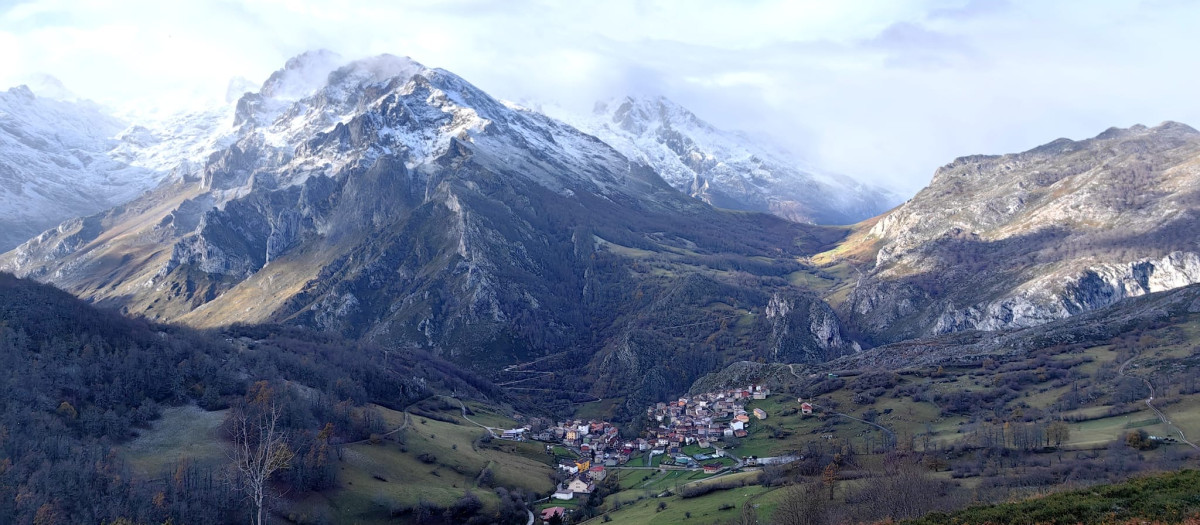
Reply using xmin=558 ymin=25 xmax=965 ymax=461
xmin=2 ymin=0 xmax=1199 ymax=194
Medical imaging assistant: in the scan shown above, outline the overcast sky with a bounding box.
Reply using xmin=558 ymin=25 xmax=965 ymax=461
xmin=2 ymin=0 xmax=1198 ymax=194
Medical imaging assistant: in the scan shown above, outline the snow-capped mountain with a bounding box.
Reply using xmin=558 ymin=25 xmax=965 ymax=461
xmin=542 ymin=96 xmax=900 ymax=225
xmin=0 ymin=82 xmax=234 ymax=251
xmin=0 ymin=85 xmax=151 ymax=250
xmin=1 ymin=52 xmax=853 ymax=409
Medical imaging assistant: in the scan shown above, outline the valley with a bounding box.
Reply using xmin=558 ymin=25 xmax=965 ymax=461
xmin=1 ymin=42 xmax=1199 ymax=525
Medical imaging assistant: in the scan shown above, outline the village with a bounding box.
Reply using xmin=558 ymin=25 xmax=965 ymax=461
xmin=497 ymin=384 xmax=813 ymax=509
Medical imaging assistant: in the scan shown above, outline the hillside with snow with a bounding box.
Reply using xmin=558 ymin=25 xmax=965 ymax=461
xmin=542 ymin=96 xmax=900 ymax=225
xmin=0 ymin=83 xmax=233 ymax=250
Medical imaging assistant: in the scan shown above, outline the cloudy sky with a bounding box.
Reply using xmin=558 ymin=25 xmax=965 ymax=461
xmin=2 ymin=0 xmax=1198 ymax=194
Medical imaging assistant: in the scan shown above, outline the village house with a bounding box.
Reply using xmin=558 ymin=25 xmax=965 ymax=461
xmin=801 ymin=402 xmax=813 ymax=415
xmin=588 ymin=465 xmax=607 ymax=481
xmin=567 ymin=478 xmax=595 ymax=495
xmin=541 ymin=507 xmax=567 ymax=521
xmin=753 ymin=408 xmax=767 ymax=420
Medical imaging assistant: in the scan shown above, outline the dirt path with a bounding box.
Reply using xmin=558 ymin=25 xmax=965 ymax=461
xmin=344 ymin=410 xmax=412 ymax=445
xmin=445 ymin=396 xmax=498 ymax=438
xmin=1117 ymin=354 xmax=1200 ymax=450
xmin=788 ymin=364 xmax=896 ymax=443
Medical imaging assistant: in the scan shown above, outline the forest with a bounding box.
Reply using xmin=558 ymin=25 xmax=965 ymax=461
xmin=0 ymin=272 xmax=511 ymax=524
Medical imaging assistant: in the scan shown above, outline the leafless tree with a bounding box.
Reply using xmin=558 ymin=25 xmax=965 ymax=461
xmin=772 ymin=483 xmax=829 ymax=525
xmin=229 ymin=382 xmax=294 ymax=525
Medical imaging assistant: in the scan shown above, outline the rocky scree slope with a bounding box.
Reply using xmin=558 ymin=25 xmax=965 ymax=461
xmin=838 ymin=122 xmax=1200 ymax=345
xmin=0 ymin=53 xmax=859 ymax=413
xmin=544 ymin=95 xmax=899 ymax=225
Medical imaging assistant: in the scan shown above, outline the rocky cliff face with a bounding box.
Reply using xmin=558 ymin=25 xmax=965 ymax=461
xmin=543 ymin=96 xmax=900 ymax=225
xmin=1 ymin=52 xmax=857 ymax=410
xmin=840 ymin=122 xmax=1200 ymax=345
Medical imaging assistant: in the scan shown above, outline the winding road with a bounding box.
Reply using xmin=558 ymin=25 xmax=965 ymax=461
xmin=1117 ymin=355 xmax=1199 ymax=450
xmin=445 ymin=396 xmax=499 ymax=438
xmin=344 ymin=410 xmax=412 ymax=445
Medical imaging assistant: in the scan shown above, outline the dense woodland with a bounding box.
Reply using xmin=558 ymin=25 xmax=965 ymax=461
xmin=0 ymin=273 xmax=505 ymax=524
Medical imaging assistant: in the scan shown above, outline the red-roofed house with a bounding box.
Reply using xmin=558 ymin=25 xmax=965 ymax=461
xmin=588 ymin=465 xmax=607 ymax=481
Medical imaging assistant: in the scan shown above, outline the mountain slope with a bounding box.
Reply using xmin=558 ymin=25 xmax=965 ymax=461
xmin=0 ymin=270 xmax=507 ymax=524
xmin=0 ymin=53 xmax=858 ymax=413
xmin=545 ymin=96 xmax=899 ymax=225
xmin=833 ymin=122 xmax=1200 ymax=345
xmin=0 ymin=86 xmax=154 ymax=250
xmin=0 ymin=83 xmax=235 ymax=252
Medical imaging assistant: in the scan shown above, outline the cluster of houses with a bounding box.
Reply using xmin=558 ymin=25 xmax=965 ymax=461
xmin=523 ymin=418 xmax=637 ymax=458
xmin=644 ymin=384 xmax=772 ymax=449
xmin=551 ymin=459 xmax=608 ymax=500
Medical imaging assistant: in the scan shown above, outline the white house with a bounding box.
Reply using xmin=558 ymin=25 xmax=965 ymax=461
xmin=568 ymin=478 xmax=595 ymax=494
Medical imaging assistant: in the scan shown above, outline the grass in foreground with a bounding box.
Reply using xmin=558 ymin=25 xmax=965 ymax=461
xmin=908 ymin=469 xmax=1200 ymax=525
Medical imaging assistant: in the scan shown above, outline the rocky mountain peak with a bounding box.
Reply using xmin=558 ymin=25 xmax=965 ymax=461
xmin=1094 ymin=121 xmax=1197 ymax=141
xmin=0 ymin=51 xmax=852 ymax=414
xmin=600 ymin=95 xmax=710 ymax=136
xmin=847 ymin=121 xmax=1200 ymax=345
xmin=259 ymin=49 xmax=346 ymax=100
xmin=6 ymin=85 xmax=35 ymax=100
xmin=547 ymin=95 xmax=898 ymax=224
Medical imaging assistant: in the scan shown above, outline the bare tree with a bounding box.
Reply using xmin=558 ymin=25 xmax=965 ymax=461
xmin=229 ymin=381 xmax=294 ymax=525
xmin=772 ymin=483 xmax=828 ymax=525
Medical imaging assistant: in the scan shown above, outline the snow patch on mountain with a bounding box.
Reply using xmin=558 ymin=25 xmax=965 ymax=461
xmin=540 ymin=95 xmax=900 ymax=225
xmin=0 ymin=76 xmax=246 ymax=251
xmin=0 ymin=85 xmax=152 ymax=250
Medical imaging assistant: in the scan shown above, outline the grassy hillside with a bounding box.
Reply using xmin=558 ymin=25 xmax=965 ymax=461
xmin=909 ymin=469 xmax=1200 ymax=525
xmin=581 ymin=286 xmax=1200 ymax=524
xmin=123 ymin=396 xmax=554 ymax=524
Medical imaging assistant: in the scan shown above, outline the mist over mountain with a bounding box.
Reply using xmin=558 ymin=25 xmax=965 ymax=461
xmin=543 ymin=95 xmax=900 ymax=225
xmin=4 ymin=43 xmax=1200 ymax=524
xmin=1 ymin=53 xmax=860 ymax=415
xmin=0 ymin=80 xmax=238 ymax=252
xmin=0 ymin=85 xmax=153 ymax=250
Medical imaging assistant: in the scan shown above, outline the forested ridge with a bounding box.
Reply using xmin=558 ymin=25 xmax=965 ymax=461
xmin=0 ymin=272 xmax=499 ymax=524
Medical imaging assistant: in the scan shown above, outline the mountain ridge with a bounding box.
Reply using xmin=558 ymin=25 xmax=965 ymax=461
xmin=834 ymin=120 xmax=1200 ymax=345
xmin=1 ymin=53 xmax=860 ymax=418
xmin=539 ymin=95 xmax=900 ymax=225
